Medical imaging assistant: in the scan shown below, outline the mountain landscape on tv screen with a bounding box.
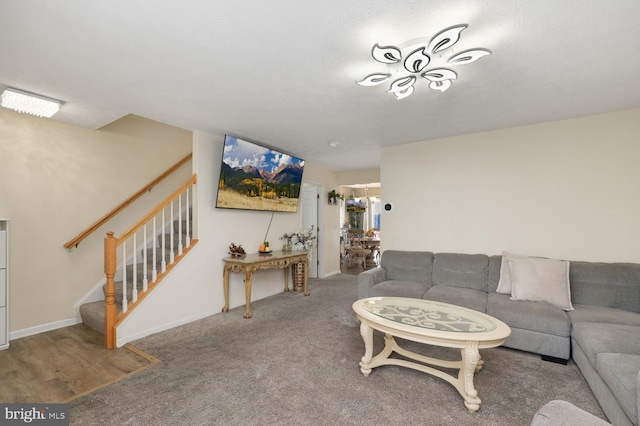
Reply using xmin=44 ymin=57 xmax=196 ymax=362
xmin=217 ymin=161 xmax=304 ymax=212
xmin=220 ymin=162 xmax=302 ymax=193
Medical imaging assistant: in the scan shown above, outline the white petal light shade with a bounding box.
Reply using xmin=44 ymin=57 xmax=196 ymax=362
xmin=356 ymin=73 xmax=392 ymax=86
xmin=428 ymin=25 xmax=467 ymax=53
xmin=372 ymin=44 xmax=402 ymax=64
xmin=448 ymin=49 xmax=491 ymax=64
xmin=1 ymin=88 xmax=62 ymax=117
xmin=387 ymin=76 xmax=416 ymax=93
xmin=422 ymin=68 xmax=458 ymax=82
xmin=394 ymin=86 xmax=414 ymax=100
xmin=404 ymin=47 xmax=430 ymax=73
xmin=357 ymin=24 xmax=489 ymax=99
xmin=429 ymin=80 xmax=452 ymax=92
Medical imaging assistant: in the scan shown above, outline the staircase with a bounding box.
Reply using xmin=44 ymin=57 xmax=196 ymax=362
xmin=80 ymin=213 xmax=193 ymax=336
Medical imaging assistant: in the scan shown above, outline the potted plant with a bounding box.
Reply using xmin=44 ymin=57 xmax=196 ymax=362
xmin=328 ymin=189 xmax=344 ymax=205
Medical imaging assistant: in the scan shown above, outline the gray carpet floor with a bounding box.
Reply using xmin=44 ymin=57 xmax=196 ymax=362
xmin=70 ymin=274 xmax=607 ymax=425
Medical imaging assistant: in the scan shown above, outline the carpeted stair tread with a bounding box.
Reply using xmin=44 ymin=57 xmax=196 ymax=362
xmin=79 ymin=215 xmax=192 ymax=336
xmin=79 ymin=301 xmax=107 ymax=335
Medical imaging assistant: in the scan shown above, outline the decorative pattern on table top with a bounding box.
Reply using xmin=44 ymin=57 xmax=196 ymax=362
xmin=363 ymin=300 xmax=496 ymax=333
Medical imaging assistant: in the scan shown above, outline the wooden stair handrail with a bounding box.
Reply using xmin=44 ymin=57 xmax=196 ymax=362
xmin=64 ymin=153 xmax=192 ymax=248
xmin=116 ymin=174 xmax=197 ymax=245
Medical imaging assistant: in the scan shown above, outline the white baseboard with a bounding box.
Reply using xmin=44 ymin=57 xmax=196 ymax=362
xmin=115 ymin=308 xmax=218 ymax=348
xmin=10 ymin=317 xmax=80 ymax=341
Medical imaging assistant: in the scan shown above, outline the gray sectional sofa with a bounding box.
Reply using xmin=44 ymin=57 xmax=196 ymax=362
xmin=357 ymin=250 xmax=640 ymax=426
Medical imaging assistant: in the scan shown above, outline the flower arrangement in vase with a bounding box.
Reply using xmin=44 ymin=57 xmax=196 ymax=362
xmin=281 ymin=225 xmax=316 ymax=252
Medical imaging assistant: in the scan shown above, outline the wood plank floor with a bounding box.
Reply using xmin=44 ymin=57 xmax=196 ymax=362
xmin=0 ymin=324 xmax=159 ymax=403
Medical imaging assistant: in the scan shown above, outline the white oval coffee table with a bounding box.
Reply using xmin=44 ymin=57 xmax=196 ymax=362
xmin=352 ymin=297 xmax=511 ymax=413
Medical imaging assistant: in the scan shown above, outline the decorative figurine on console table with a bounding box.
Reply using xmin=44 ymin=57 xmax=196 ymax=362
xmin=229 ymin=243 xmax=246 ymax=258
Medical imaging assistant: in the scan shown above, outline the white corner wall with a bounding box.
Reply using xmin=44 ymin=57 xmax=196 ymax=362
xmin=116 ymin=130 xmax=341 ymax=345
xmin=381 ymin=108 xmax=640 ymax=263
xmin=0 ymin=110 xmax=192 ymax=336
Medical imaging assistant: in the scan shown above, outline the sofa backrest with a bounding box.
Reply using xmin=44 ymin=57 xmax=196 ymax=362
xmin=432 ymin=253 xmax=490 ymax=292
xmin=570 ymin=261 xmax=640 ymax=312
xmin=488 ymin=255 xmax=502 ymax=293
xmin=381 ymin=250 xmax=434 ymax=286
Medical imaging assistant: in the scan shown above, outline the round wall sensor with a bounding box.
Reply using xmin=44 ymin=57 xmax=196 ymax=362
xmin=384 ymin=203 xmax=392 ymax=211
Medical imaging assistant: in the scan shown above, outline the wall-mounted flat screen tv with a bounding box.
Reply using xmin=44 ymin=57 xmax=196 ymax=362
xmin=216 ymin=135 xmax=305 ymax=212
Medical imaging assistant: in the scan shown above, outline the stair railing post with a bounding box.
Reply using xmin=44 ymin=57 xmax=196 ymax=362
xmin=104 ymin=231 xmax=117 ymax=349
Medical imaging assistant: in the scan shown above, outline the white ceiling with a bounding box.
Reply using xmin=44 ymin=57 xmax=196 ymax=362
xmin=2 ymin=1 xmax=639 ymax=172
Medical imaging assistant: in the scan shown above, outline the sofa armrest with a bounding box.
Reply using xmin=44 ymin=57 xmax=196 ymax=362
xmin=357 ymin=267 xmax=387 ymax=299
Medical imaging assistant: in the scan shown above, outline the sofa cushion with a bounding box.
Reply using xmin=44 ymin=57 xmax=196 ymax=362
xmin=497 ymin=251 xmax=530 ymax=294
xmin=596 ymin=353 xmax=640 ymax=425
xmin=424 ymin=286 xmax=488 ymax=313
xmin=432 ymin=253 xmax=489 ymax=292
xmin=370 ymin=280 xmax=428 ymax=299
xmin=381 ymin=250 xmax=433 ymax=285
xmin=570 ymin=261 xmax=640 ymax=312
xmin=572 ymin=323 xmax=640 ymax=368
xmin=568 ymin=304 xmax=640 ymax=327
xmin=508 ymin=257 xmax=573 ymax=311
xmin=487 ymin=293 xmax=571 ymax=337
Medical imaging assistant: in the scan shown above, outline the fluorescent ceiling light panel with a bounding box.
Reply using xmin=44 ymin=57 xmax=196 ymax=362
xmin=1 ymin=87 xmax=62 ymax=117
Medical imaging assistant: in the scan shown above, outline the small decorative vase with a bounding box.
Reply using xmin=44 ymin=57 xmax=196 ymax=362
xmin=282 ymin=241 xmax=291 ymax=252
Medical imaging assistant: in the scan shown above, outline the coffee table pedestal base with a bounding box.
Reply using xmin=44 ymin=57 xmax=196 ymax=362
xmin=358 ymin=323 xmax=484 ymax=413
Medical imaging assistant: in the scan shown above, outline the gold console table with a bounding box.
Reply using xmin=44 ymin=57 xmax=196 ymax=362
xmin=222 ymin=250 xmax=309 ymax=318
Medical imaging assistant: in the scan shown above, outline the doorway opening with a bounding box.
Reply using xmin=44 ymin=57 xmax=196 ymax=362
xmin=340 ymin=182 xmax=381 ymax=273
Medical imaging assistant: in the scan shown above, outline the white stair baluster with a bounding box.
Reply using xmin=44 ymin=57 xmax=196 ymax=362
xmin=170 ymin=201 xmax=175 ymax=264
xmin=142 ymin=224 xmax=148 ymax=292
xmin=161 ymin=209 xmax=167 ymax=273
xmin=152 ymin=216 xmax=158 ymax=282
xmin=132 ymin=233 xmax=138 ymax=302
xmin=122 ymin=243 xmax=128 ymax=313
xmin=178 ymin=194 xmax=183 ymax=256
xmin=185 ymin=187 xmax=191 ymax=248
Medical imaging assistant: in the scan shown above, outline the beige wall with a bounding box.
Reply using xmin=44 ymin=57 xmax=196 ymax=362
xmin=0 ymin=110 xmax=192 ymax=334
xmin=381 ymin=108 xmax=640 ymax=263
xmin=302 ymin=162 xmax=342 ymax=276
xmin=0 ymin=109 xmax=340 ymax=343
xmin=118 ymin=131 xmax=341 ymax=345
xmin=337 ymin=168 xmax=380 ymax=186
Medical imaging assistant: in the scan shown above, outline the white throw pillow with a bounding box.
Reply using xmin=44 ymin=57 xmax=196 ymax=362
xmin=496 ymin=251 xmax=527 ymax=294
xmin=508 ymin=257 xmax=574 ymax=311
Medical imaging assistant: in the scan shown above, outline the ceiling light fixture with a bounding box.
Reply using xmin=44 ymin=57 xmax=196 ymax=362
xmin=0 ymin=87 xmax=63 ymax=117
xmin=357 ymin=24 xmax=491 ymax=99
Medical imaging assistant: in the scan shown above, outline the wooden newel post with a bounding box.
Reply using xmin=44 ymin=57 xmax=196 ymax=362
xmin=104 ymin=232 xmax=117 ymax=349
